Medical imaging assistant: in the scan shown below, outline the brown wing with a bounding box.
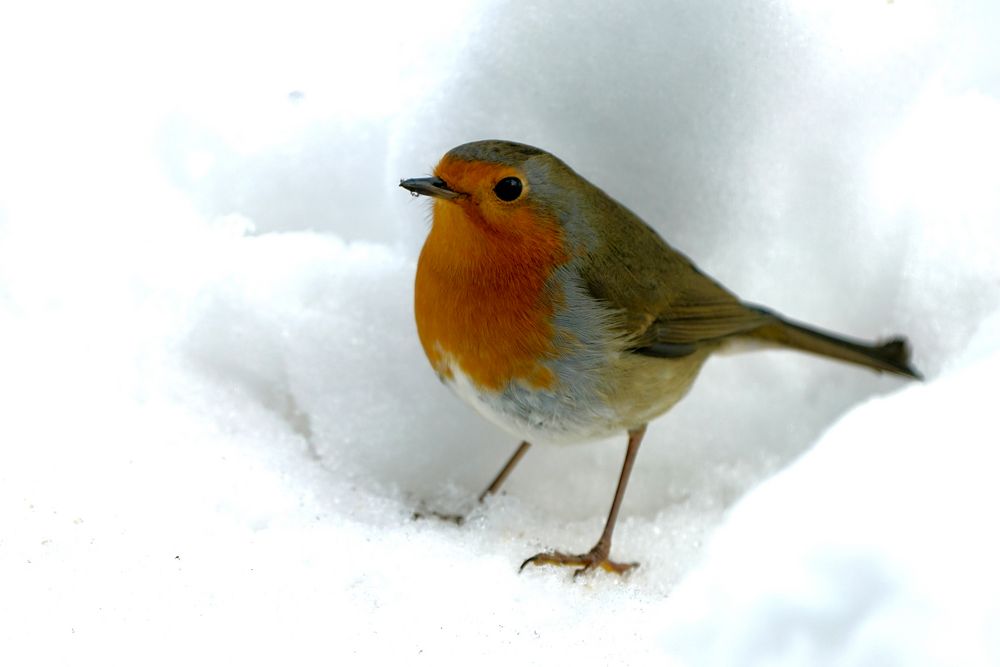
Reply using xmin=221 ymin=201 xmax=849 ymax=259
xmin=576 ymin=190 xmax=770 ymax=357
xmin=633 ymin=300 xmax=771 ymax=357
xmin=573 ymin=190 xmax=919 ymax=375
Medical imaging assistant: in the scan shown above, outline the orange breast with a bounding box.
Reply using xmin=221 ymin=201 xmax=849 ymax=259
xmin=414 ymin=197 xmax=567 ymax=392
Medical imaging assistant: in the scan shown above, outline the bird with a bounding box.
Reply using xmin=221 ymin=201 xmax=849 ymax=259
xmin=399 ymin=140 xmax=920 ymax=576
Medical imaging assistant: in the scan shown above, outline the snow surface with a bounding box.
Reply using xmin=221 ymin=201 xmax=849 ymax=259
xmin=2 ymin=0 xmax=999 ymax=664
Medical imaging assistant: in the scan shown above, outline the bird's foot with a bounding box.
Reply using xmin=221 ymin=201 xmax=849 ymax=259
xmin=411 ymin=507 xmax=466 ymax=526
xmin=520 ymin=545 xmax=638 ymax=577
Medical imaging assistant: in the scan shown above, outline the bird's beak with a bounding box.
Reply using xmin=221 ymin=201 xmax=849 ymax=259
xmin=399 ymin=176 xmax=462 ymax=200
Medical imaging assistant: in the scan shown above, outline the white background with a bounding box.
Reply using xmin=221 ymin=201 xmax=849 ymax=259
xmin=1 ymin=1 xmax=998 ymax=664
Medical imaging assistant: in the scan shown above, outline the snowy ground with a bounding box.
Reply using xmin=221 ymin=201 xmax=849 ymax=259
xmin=2 ymin=1 xmax=999 ymax=664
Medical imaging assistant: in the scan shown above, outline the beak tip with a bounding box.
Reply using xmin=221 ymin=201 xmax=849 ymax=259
xmin=399 ymin=176 xmax=460 ymax=200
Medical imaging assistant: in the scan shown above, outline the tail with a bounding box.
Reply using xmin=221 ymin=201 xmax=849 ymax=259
xmin=745 ymin=307 xmax=922 ymax=380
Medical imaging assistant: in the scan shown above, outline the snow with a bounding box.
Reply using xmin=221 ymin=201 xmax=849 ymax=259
xmin=664 ymin=324 xmax=1000 ymax=665
xmin=1 ymin=0 xmax=999 ymax=664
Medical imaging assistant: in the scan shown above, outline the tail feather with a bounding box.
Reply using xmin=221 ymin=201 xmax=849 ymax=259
xmin=746 ymin=308 xmax=922 ymax=380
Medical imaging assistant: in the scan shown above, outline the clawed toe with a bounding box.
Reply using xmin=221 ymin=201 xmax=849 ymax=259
xmin=411 ymin=508 xmax=466 ymax=526
xmin=520 ymin=547 xmax=638 ymax=577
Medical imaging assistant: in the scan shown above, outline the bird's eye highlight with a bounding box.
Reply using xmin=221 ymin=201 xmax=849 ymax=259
xmin=493 ymin=176 xmax=523 ymax=202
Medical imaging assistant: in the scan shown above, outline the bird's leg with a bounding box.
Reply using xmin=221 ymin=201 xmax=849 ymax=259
xmin=414 ymin=440 xmax=532 ymax=524
xmin=478 ymin=440 xmax=532 ymax=502
xmin=521 ymin=424 xmax=647 ymax=576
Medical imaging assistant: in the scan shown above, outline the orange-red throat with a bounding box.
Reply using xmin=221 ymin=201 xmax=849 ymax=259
xmin=414 ymin=156 xmax=568 ymax=392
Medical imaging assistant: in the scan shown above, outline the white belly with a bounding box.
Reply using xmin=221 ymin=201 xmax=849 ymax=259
xmin=441 ymin=344 xmax=711 ymax=445
xmin=444 ymin=364 xmax=620 ymax=445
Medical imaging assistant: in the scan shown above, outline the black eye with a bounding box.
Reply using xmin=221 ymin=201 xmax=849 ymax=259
xmin=493 ymin=176 xmax=523 ymax=202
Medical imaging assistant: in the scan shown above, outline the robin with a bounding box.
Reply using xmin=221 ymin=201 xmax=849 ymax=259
xmin=399 ymin=140 xmax=920 ymax=576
